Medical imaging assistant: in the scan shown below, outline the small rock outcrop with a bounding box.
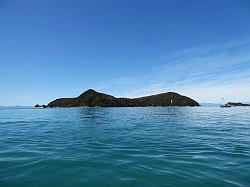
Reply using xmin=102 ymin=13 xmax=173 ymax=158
xmin=34 ymin=104 xmax=46 ymax=108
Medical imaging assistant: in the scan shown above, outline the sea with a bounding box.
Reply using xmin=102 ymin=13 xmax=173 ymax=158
xmin=0 ymin=107 xmax=249 ymax=187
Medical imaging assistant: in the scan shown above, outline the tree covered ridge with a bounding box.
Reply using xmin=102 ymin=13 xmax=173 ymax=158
xmin=46 ymin=89 xmax=200 ymax=108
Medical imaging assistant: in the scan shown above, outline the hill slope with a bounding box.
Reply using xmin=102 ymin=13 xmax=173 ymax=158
xmin=46 ymin=89 xmax=200 ymax=108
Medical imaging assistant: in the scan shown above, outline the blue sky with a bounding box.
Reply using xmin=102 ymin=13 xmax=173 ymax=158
xmin=0 ymin=0 xmax=250 ymax=106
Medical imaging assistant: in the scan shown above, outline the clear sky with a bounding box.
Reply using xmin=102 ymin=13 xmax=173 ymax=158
xmin=1 ymin=0 xmax=250 ymax=106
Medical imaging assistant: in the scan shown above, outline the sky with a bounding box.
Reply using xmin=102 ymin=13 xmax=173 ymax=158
xmin=0 ymin=0 xmax=250 ymax=106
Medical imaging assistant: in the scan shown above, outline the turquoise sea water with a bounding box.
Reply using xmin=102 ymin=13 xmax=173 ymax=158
xmin=0 ymin=107 xmax=249 ymax=187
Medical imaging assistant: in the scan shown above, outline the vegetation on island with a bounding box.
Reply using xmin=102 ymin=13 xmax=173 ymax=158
xmin=34 ymin=104 xmax=46 ymax=108
xmin=42 ymin=89 xmax=200 ymax=108
xmin=226 ymin=102 xmax=250 ymax=107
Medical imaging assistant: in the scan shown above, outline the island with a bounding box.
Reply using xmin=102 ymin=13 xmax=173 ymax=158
xmin=34 ymin=104 xmax=47 ymax=108
xmin=39 ymin=89 xmax=200 ymax=108
xmin=227 ymin=102 xmax=250 ymax=107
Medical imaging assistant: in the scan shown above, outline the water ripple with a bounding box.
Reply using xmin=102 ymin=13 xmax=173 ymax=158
xmin=0 ymin=107 xmax=250 ymax=186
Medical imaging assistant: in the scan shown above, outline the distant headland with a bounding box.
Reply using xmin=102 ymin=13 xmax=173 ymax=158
xmin=35 ymin=89 xmax=200 ymax=108
xmin=221 ymin=102 xmax=250 ymax=108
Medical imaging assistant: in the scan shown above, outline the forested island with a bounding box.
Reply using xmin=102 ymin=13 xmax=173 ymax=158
xmin=226 ymin=102 xmax=250 ymax=107
xmin=35 ymin=89 xmax=200 ymax=108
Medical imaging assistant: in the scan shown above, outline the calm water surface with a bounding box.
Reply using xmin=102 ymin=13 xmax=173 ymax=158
xmin=0 ymin=107 xmax=249 ymax=187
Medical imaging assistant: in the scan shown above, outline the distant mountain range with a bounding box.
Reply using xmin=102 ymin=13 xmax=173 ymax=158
xmin=0 ymin=106 xmax=32 ymax=109
xmin=201 ymin=103 xmax=220 ymax=107
xmin=41 ymin=89 xmax=200 ymax=108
